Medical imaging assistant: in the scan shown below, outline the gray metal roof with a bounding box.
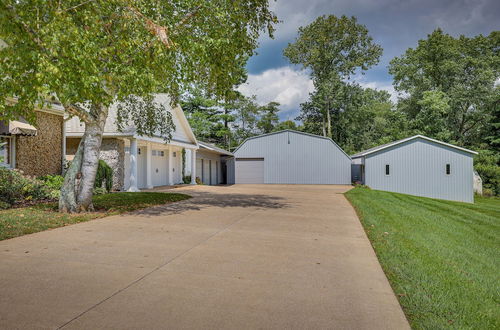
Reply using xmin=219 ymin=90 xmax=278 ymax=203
xmin=198 ymin=141 xmax=233 ymax=156
xmin=233 ymin=129 xmax=351 ymax=159
xmin=351 ymin=135 xmax=478 ymax=158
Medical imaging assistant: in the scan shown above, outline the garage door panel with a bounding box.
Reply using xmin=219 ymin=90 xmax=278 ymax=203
xmin=235 ymin=158 xmax=264 ymax=184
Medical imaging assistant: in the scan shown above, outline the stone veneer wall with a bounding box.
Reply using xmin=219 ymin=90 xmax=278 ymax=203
xmin=16 ymin=111 xmax=63 ymax=177
xmin=65 ymin=137 xmax=125 ymax=191
xmin=99 ymin=138 xmax=125 ymax=191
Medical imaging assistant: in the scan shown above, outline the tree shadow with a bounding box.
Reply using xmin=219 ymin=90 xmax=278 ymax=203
xmin=134 ymin=190 xmax=289 ymax=217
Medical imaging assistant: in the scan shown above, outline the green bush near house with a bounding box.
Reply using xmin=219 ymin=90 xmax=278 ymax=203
xmin=38 ymin=174 xmax=64 ymax=191
xmin=183 ymin=175 xmax=191 ymax=184
xmin=94 ymin=160 xmax=113 ymax=192
xmin=0 ymin=168 xmax=51 ymax=208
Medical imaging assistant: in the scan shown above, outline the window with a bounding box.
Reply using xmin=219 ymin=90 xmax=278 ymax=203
xmin=160 ymin=151 xmax=164 ymax=157
xmin=138 ymin=148 xmax=141 ymax=155
xmin=152 ymin=150 xmax=157 ymax=156
xmin=0 ymin=136 xmax=12 ymax=167
xmin=173 ymin=152 xmax=177 ymax=157
xmin=385 ymin=164 xmax=390 ymax=176
xmin=446 ymin=164 xmax=451 ymax=175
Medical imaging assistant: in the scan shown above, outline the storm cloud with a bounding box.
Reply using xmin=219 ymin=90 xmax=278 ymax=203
xmin=241 ymin=0 xmax=500 ymax=120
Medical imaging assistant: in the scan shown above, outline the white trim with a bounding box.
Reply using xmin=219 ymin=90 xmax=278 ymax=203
xmin=0 ymin=135 xmax=14 ymax=168
xmin=172 ymin=103 xmax=199 ymax=147
xmin=6 ymin=97 xmax=65 ymax=116
xmin=352 ymin=135 xmax=478 ymax=158
xmin=66 ymin=132 xmax=198 ymax=150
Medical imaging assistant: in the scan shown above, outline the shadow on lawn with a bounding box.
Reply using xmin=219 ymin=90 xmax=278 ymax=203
xmin=135 ymin=190 xmax=289 ymax=217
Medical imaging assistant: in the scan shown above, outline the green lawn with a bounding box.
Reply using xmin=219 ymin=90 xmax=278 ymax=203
xmin=345 ymin=187 xmax=500 ymax=329
xmin=0 ymin=192 xmax=191 ymax=241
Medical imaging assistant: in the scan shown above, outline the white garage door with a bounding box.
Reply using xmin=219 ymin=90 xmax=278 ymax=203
xmin=235 ymin=158 xmax=264 ymax=184
xmin=151 ymin=149 xmax=167 ymax=186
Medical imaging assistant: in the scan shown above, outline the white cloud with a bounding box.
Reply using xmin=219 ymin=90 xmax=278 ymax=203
xmin=238 ymin=66 xmax=314 ymax=117
xmin=358 ymin=80 xmax=398 ymax=103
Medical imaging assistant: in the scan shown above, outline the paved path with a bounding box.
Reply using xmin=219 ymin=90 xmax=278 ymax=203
xmin=0 ymin=185 xmax=409 ymax=329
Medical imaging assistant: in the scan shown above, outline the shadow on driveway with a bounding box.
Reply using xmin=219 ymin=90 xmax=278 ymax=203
xmin=134 ymin=190 xmax=289 ymax=217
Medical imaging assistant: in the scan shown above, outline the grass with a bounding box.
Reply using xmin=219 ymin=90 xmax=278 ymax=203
xmin=345 ymin=187 xmax=500 ymax=329
xmin=0 ymin=192 xmax=191 ymax=241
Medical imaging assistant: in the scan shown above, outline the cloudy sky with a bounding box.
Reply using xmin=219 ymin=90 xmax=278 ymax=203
xmin=237 ymin=0 xmax=500 ymax=120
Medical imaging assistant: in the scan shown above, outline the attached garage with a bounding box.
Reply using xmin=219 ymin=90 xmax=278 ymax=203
xmin=233 ymin=130 xmax=351 ymax=184
xmin=186 ymin=141 xmax=233 ymax=185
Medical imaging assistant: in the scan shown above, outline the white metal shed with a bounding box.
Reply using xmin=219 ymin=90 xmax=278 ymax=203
xmin=351 ymin=135 xmax=478 ymax=203
xmin=233 ymin=130 xmax=351 ymax=184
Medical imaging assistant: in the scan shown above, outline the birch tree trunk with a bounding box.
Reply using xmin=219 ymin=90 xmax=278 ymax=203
xmin=59 ymin=104 xmax=109 ymax=213
xmin=326 ymin=108 xmax=332 ymax=138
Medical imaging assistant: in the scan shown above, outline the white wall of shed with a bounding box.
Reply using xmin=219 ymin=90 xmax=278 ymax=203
xmin=365 ymin=139 xmax=474 ymax=203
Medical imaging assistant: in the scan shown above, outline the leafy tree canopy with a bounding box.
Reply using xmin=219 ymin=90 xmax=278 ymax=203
xmin=0 ymin=0 xmax=277 ymax=123
xmin=389 ymin=29 xmax=499 ymax=146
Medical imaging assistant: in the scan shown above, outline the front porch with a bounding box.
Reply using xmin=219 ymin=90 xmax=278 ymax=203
xmin=124 ymin=137 xmax=198 ymax=191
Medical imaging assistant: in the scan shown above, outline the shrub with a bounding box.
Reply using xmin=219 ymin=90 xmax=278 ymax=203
xmin=94 ymin=160 xmax=113 ymax=192
xmin=195 ymin=176 xmax=203 ymax=185
xmin=92 ymin=187 xmax=107 ymax=195
xmin=39 ymin=174 xmax=64 ymax=190
xmin=482 ymin=188 xmax=494 ymax=197
xmin=183 ymin=175 xmax=191 ymax=184
xmin=474 ymin=150 xmax=500 ymax=196
xmin=0 ymin=168 xmax=52 ymax=208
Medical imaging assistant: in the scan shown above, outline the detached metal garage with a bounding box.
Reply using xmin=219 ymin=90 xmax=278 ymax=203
xmin=233 ymin=130 xmax=351 ymax=184
xmin=351 ymin=135 xmax=477 ymax=203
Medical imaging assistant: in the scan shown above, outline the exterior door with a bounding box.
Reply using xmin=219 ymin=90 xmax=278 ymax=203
xmin=235 ymin=158 xmax=264 ymax=184
xmin=137 ymin=147 xmax=147 ymax=188
xmin=152 ymin=149 xmax=167 ymax=186
xmin=203 ymin=159 xmax=210 ymax=185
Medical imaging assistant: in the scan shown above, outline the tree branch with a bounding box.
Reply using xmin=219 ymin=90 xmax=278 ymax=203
xmin=64 ymin=104 xmax=93 ymax=123
xmin=174 ymin=5 xmax=203 ymax=29
xmin=126 ymin=4 xmax=203 ymax=48
xmin=126 ymin=5 xmax=172 ymax=47
xmin=62 ymin=0 xmax=97 ymax=12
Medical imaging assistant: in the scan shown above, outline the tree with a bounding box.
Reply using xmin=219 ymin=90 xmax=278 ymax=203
xmin=275 ymin=120 xmax=299 ymax=132
xmin=284 ymin=15 xmax=382 ymax=138
xmin=257 ymin=101 xmax=280 ymax=133
xmin=0 ymin=1 xmax=277 ymax=212
xmin=231 ymin=95 xmax=261 ymax=143
xmin=389 ymin=29 xmax=499 ymax=146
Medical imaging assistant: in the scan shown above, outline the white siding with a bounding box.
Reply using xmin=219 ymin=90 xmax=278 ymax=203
xmin=364 ymin=139 xmax=474 ymax=203
xmin=196 ymin=149 xmax=223 ymax=185
xmin=234 ymin=131 xmax=351 ymax=184
xmin=65 ymin=94 xmax=193 ymax=143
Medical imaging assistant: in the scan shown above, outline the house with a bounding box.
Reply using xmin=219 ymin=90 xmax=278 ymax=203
xmin=184 ymin=141 xmax=234 ymax=185
xmin=65 ymin=94 xmax=198 ymax=191
xmin=351 ymin=135 xmax=477 ymax=203
xmin=0 ymin=103 xmax=65 ymax=176
xmin=233 ymin=130 xmax=351 ymax=184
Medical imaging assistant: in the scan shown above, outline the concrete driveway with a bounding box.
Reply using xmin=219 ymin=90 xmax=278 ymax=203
xmin=0 ymin=185 xmax=408 ymax=329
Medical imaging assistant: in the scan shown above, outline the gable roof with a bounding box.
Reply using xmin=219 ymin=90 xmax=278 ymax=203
xmin=233 ymin=129 xmax=351 ymax=159
xmin=198 ymin=141 xmax=233 ymax=156
xmin=351 ymin=135 xmax=478 ymax=158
